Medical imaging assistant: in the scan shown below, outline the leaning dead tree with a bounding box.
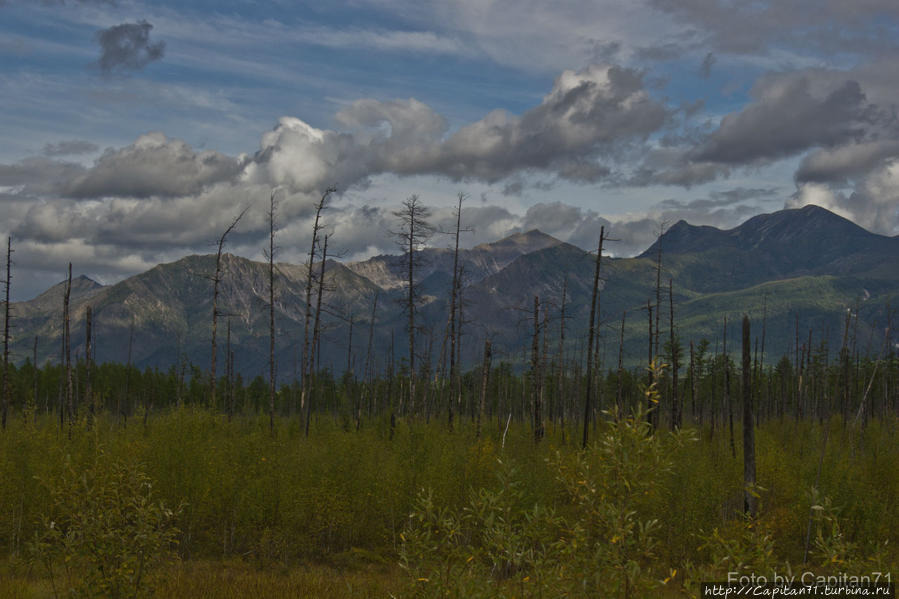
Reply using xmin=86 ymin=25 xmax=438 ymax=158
xmin=742 ymin=315 xmax=757 ymax=518
xmin=302 ymin=187 xmax=335 ymax=420
xmin=393 ymin=195 xmax=433 ymax=417
xmin=446 ymin=192 xmax=471 ymax=430
xmin=582 ymin=226 xmax=604 ymax=448
xmin=209 ymin=206 xmax=247 ymax=411
xmin=266 ymin=191 xmax=278 ymax=436
xmin=63 ymin=263 xmax=73 ymax=436
xmin=1 ymin=237 xmax=11 ymax=430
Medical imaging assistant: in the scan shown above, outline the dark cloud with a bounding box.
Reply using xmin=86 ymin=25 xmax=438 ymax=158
xmin=95 ymin=20 xmax=165 ymax=75
xmin=66 ymin=132 xmax=245 ymax=198
xmin=649 ymin=0 xmax=899 ymax=57
xmin=796 ymin=140 xmax=899 ymax=184
xmin=699 ymin=52 xmax=715 ymax=78
xmin=42 ymin=140 xmax=99 ymax=157
xmin=0 ymin=156 xmax=85 ymax=195
xmin=692 ymin=78 xmax=877 ymax=165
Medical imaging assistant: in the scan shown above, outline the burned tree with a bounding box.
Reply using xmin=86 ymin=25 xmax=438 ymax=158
xmin=583 ymin=226 xmax=604 ymax=448
xmin=209 ymin=207 xmax=247 ymax=412
xmin=267 ymin=191 xmax=277 ymax=436
xmin=302 ymin=187 xmax=335 ymax=419
xmin=393 ymin=195 xmax=433 ymax=417
xmin=742 ymin=315 xmax=757 ymax=518
xmin=1 ymin=237 xmax=10 ymax=430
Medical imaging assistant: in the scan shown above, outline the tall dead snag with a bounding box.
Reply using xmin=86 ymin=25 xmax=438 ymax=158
xmin=305 ymin=234 xmax=329 ymax=437
xmin=582 ymin=227 xmax=604 ymax=448
xmin=476 ymin=339 xmax=492 ymax=440
xmin=393 ymin=195 xmax=433 ymax=418
xmin=302 ymin=187 xmax=335 ymax=419
xmin=646 ymin=300 xmax=655 ymax=431
xmin=616 ymin=310 xmax=626 ymax=417
xmin=532 ymin=296 xmax=544 ymax=443
xmin=363 ymin=291 xmax=379 ymax=420
xmin=1 ymin=236 xmax=11 ymax=430
xmin=742 ymin=315 xmax=757 ymax=518
xmin=654 ymin=224 xmax=664 ymax=362
xmin=267 ymin=192 xmax=277 ymax=437
xmin=210 ymin=207 xmax=247 ymax=412
xmin=85 ymin=306 xmax=93 ymax=430
xmin=725 ymin=316 xmax=735 ymax=458
xmin=554 ymin=276 xmax=567 ymax=430
xmin=447 ymin=192 xmax=467 ymax=430
xmin=63 ymin=263 xmax=73 ymax=436
xmin=669 ymin=279 xmax=680 ymax=430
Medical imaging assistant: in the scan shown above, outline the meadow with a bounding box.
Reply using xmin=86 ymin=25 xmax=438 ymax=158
xmin=0 ymin=388 xmax=896 ymax=597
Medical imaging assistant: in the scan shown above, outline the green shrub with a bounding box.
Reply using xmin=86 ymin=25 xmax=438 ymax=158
xmin=28 ymin=451 xmax=181 ymax=598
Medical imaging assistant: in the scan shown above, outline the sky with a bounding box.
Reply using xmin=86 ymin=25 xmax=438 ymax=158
xmin=1 ymin=0 xmax=898 ymax=301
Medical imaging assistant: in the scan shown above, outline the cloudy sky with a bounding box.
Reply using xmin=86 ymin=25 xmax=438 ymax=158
xmin=1 ymin=0 xmax=898 ymax=300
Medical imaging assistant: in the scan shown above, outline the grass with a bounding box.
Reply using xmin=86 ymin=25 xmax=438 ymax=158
xmin=0 ymin=406 xmax=897 ymax=597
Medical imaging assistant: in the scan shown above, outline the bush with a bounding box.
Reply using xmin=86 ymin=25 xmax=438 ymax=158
xmin=29 ymin=450 xmax=181 ymax=598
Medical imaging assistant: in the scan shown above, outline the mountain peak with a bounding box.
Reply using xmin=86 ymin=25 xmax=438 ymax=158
xmin=474 ymin=229 xmax=562 ymax=253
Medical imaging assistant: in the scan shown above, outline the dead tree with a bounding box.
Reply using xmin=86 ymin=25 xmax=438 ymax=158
xmin=476 ymin=339 xmax=492 ymax=440
xmin=305 ymin=234 xmax=329 ymax=437
xmin=555 ymin=277 xmax=568 ymax=431
xmin=209 ymin=207 xmax=247 ymax=411
xmin=63 ymin=264 xmax=73 ymax=436
xmin=363 ymin=291 xmax=379 ymax=419
xmin=267 ymin=192 xmax=277 ymax=436
xmin=85 ymin=306 xmax=93 ymax=430
xmin=742 ymin=315 xmax=757 ymax=518
xmin=582 ymin=227 xmax=604 ymax=448
xmin=669 ymin=279 xmax=680 ymax=430
xmin=393 ymin=195 xmax=433 ymax=417
xmin=302 ymin=187 xmax=335 ymax=416
xmin=532 ymin=296 xmax=544 ymax=443
xmin=616 ymin=310 xmax=626 ymax=416
xmin=447 ymin=192 xmax=468 ymax=429
xmin=725 ymin=316 xmax=735 ymax=459
xmin=1 ymin=236 xmax=11 ymax=430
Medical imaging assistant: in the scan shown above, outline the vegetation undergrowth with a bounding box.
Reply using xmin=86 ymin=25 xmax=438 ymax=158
xmin=0 ymin=405 xmax=897 ymax=597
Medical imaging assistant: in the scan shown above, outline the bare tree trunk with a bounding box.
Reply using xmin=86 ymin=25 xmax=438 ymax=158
xmin=616 ymin=310 xmax=626 ymax=417
xmin=210 ymin=207 xmax=247 ymax=412
xmin=302 ymin=188 xmax=335 ymax=416
xmin=725 ymin=316 xmax=735 ymax=459
xmin=268 ymin=192 xmax=277 ymax=437
xmin=226 ymin=318 xmax=233 ymax=422
xmin=532 ymin=296 xmax=544 ymax=443
xmin=555 ymin=276 xmax=567 ymax=429
xmin=364 ymin=291 xmax=379 ymax=420
xmin=476 ymin=339 xmax=492 ymax=440
xmin=64 ymin=263 xmax=73 ymax=437
xmin=85 ymin=306 xmax=93 ymax=430
xmin=1 ymin=237 xmax=11 ymax=430
xmin=583 ymin=227 xmax=604 ymax=448
xmin=669 ymin=279 xmax=679 ymax=430
xmin=306 ymin=234 xmax=329 ymax=437
xmin=742 ymin=315 xmax=757 ymax=518
xmin=646 ymin=300 xmax=655 ymax=431
xmin=448 ymin=193 xmax=464 ymax=430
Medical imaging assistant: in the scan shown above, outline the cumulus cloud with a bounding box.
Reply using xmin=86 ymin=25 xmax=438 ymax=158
xmin=243 ymin=64 xmax=668 ymax=192
xmin=67 ymin=133 xmax=245 ymax=198
xmin=95 ymin=20 xmax=165 ymax=75
xmin=796 ymin=140 xmax=899 ymax=184
xmin=692 ymin=77 xmax=877 ymax=165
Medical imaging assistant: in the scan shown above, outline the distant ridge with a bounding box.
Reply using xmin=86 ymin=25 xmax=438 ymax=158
xmin=9 ymin=205 xmax=899 ymax=374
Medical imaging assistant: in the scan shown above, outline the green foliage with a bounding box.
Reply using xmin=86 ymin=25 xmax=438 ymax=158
xmin=400 ymin=386 xmax=696 ymax=598
xmin=28 ymin=451 xmax=181 ymax=598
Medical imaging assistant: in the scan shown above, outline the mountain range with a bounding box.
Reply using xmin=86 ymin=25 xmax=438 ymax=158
xmin=7 ymin=205 xmax=899 ymax=378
